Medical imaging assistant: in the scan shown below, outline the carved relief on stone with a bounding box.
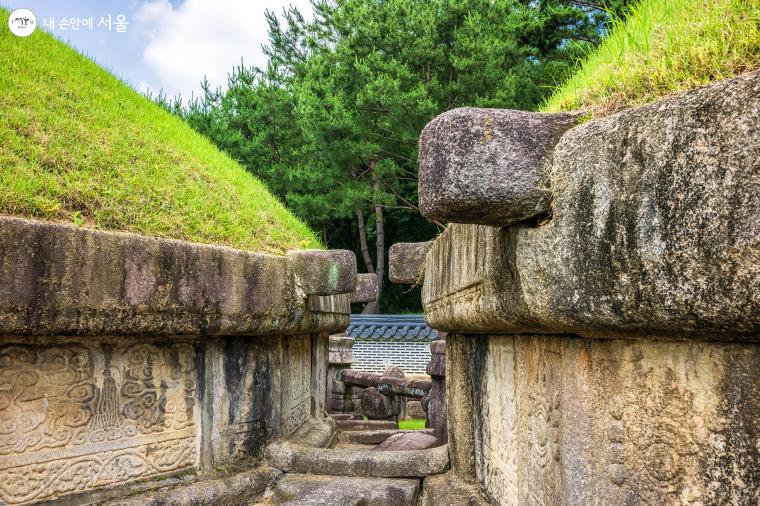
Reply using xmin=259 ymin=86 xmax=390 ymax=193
xmin=476 ymin=337 xmax=519 ymax=503
xmin=527 ymin=391 xmax=560 ymax=472
xmin=521 ymin=346 xmax=562 ymax=506
xmin=0 ymin=437 xmax=195 ymax=504
xmin=0 ymin=339 xmax=198 ymax=504
xmin=605 ymin=368 xmax=704 ymax=502
xmin=0 ymin=345 xmax=97 ymax=455
xmin=286 ymin=336 xmax=311 ymax=433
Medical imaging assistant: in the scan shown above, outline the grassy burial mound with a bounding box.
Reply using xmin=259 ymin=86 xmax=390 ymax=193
xmin=543 ymin=0 xmax=760 ymax=116
xmin=0 ymin=10 xmax=319 ymax=253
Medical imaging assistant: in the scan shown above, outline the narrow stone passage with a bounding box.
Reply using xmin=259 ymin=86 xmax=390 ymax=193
xmin=255 ymin=416 xmax=484 ymax=506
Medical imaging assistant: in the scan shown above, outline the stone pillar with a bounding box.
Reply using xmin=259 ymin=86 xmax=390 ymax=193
xmin=424 ymin=335 xmax=447 ymax=443
xmin=445 ymin=334 xmax=478 ymax=483
xmin=327 ymin=335 xmax=357 ymax=413
xmin=325 ymin=272 xmax=378 ymax=414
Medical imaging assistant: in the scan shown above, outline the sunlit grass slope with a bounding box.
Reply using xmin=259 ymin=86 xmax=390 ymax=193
xmin=543 ymin=0 xmax=760 ymax=115
xmin=0 ymin=10 xmax=320 ymax=253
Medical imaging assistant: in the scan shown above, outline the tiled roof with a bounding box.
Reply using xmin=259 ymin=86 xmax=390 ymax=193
xmin=346 ymin=314 xmax=439 ymax=341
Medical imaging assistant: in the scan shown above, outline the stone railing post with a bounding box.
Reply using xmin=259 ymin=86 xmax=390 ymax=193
xmin=423 ymin=335 xmax=447 ymax=443
xmin=327 ymin=335 xmax=357 ymax=413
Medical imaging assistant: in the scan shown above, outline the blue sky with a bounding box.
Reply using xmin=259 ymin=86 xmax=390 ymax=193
xmin=4 ymin=0 xmax=313 ymax=100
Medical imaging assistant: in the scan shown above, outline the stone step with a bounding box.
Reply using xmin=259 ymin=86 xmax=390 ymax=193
xmin=337 ymin=428 xmax=434 ymax=444
xmin=265 ymin=442 xmax=449 ymax=477
xmin=269 ymin=474 xmax=420 ymax=505
xmin=105 ymin=466 xmax=281 ymax=506
xmin=420 ymin=473 xmax=491 ymax=505
xmin=372 ymin=432 xmax=439 ymax=451
xmin=334 ymin=419 xmax=398 ymax=430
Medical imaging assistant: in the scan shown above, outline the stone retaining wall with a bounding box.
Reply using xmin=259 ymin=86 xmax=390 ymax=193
xmin=411 ymin=71 xmax=760 ymax=504
xmin=0 ymin=217 xmax=356 ymax=504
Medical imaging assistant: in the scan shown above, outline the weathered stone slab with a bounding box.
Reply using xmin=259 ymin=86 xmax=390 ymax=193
xmin=334 ymin=419 xmax=398 ymax=431
xmin=273 ymin=474 xmax=419 ymax=506
xmin=359 ymin=386 xmax=401 ymax=420
xmin=423 ymin=71 xmax=760 ymax=340
xmin=328 ymin=336 xmax=355 ymax=365
xmin=420 ymin=473 xmax=490 ymax=506
xmin=418 ymin=107 xmax=579 ymax=226
xmin=373 ymin=432 xmax=439 ymax=451
xmin=0 ymin=217 xmax=354 ymax=504
xmin=389 ymin=241 xmax=434 ymax=284
xmin=404 ymin=399 xmax=427 ymax=420
xmin=424 ymin=337 xmax=447 ymax=442
xmin=0 ymin=333 xmax=332 ymax=505
xmin=284 ymin=417 xmax=336 ymax=449
xmin=330 ymin=413 xmax=364 ymax=421
xmin=0 ymin=216 xmax=355 ymax=337
xmin=0 ymin=336 xmax=200 ymax=504
xmin=352 ymin=273 xmax=379 ymax=303
xmin=338 ymin=429 xmax=435 ymax=445
xmin=340 ymin=369 xmax=432 ymax=399
xmin=105 ymin=466 xmax=281 ymax=505
xmin=289 ymin=249 xmax=357 ymax=296
xmin=307 ymin=293 xmax=351 ymax=315
xmin=206 ymin=335 xmax=318 ymax=465
xmin=445 ymin=337 xmax=478 ymax=483
xmin=264 ymin=441 xmax=449 ymax=477
xmin=448 ymin=333 xmax=759 ymax=504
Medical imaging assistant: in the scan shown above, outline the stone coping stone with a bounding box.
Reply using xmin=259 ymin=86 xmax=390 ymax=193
xmin=329 ymin=336 xmax=355 ymax=348
xmin=430 ymin=339 xmax=446 ymax=355
xmin=103 ymin=466 xmax=281 ymax=506
xmin=264 ymin=442 xmax=449 ymax=477
xmin=338 ymin=429 xmax=435 ymax=445
xmin=389 ymin=241 xmax=434 ymax=284
xmin=420 ymin=473 xmax=490 ymax=506
xmin=0 ymin=216 xmax=356 ymax=337
xmin=273 ymin=474 xmax=420 ymax=506
xmin=422 ymin=70 xmax=760 ymax=341
xmin=418 ymin=107 xmax=579 ymax=226
xmin=352 ymin=273 xmax=379 ymax=303
xmin=289 ymin=249 xmax=356 ymax=295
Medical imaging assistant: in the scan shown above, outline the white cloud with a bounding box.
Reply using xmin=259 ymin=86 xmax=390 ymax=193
xmin=135 ymin=0 xmax=313 ymax=101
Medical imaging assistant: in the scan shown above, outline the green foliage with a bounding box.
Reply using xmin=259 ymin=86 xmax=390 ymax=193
xmin=398 ymin=418 xmax=427 ymax=430
xmin=167 ymin=0 xmax=621 ymax=310
xmin=0 ymin=9 xmax=320 ymax=254
xmin=542 ymin=0 xmax=760 ymax=115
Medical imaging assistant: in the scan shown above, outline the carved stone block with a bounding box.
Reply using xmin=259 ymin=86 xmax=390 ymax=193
xmin=0 ymin=337 xmax=199 ymax=504
xmin=418 ymin=107 xmax=579 ymax=226
xmin=450 ymin=333 xmax=759 ymax=504
xmin=389 ymin=241 xmax=434 ymax=285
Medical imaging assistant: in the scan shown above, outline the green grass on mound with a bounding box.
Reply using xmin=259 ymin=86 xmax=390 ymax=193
xmin=0 ymin=10 xmax=320 ymax=253
xmin=542 ymin=0 xmax=760 ymax=116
